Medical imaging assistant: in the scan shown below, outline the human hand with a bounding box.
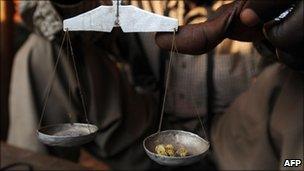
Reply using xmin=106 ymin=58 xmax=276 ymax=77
xmin=155 ymin=0 xmax=303 ymax=60
xmin=240 ymin=0 xmax=303 ymax=70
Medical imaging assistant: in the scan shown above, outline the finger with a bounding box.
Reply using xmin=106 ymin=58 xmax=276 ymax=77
xmin=155 ymin=2 xmax=236 ymax=55
xmin=264 ymin=1 xmax=303 ymax=57
xmin=240 ymin=0 xmax=297 ymax=26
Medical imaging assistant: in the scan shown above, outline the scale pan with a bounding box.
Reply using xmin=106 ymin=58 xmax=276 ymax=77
xmin=143 ymin=130 xmax=209 ymax=166
xmin=37 ymin=123 xmax=98 ymax=147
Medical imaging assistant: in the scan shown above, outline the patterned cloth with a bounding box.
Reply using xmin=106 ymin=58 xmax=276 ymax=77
xmin=163 ymin=1 xmax=262 ymax=117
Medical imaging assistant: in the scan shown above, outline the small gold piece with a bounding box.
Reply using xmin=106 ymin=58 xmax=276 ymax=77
xmin=156 ymin=144 xmax=188 ymax=157
xmin=176 ymin=147 xmax=188 ymax=157
xmin=165 ymin=144 xmax=175 ymax=157
xmin=155 ymin=144 xmax=167 ymax=156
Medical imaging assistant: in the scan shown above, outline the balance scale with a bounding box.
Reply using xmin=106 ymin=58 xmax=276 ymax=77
xmin=37 ymin=0 xmax=209 ymax=166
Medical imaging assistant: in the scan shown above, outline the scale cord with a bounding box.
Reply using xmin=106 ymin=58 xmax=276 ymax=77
xmin=66 ymin=32 xmax=73 ymax=124
xmin=156 ymin=29 xmax=209 ymax=142
xmin=66 ymin=30 xmax=91 ymax=133
xmin=172 ymin=38 xmax=209 ymax=142
xmin=157 ymin=29 xmax=176 ymax=133
xmin=38 ymin=31 xmax=67 ymax=129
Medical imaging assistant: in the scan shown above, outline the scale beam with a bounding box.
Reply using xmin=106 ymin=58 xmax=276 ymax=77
xmin=63 ymin=0 xmax=178 ymax=32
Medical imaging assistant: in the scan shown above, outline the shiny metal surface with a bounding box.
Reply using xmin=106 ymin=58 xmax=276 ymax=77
xmin=37 ymin=123 xmax=98 ymax=147
xmin=143 ymin=130 xmax=209 ymax=166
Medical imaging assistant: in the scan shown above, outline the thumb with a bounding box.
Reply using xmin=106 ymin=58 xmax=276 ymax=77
xmin=263 ymin=1 xmax=303 ymax=56
xmin=264 ymin=1 xmax=304 ymax=71
xmin=240 ymin=0 xmax=297 ymax=27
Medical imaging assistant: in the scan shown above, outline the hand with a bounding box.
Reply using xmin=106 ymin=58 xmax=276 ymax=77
xmin=240 ymin=0 xmax=303 ymax=70
xmin=155 ymin=0 xmax=303 ymax=70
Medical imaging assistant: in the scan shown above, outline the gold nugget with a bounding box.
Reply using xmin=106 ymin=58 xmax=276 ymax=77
xmin=176 ymin=147 xmax=188 ymax=157
xmin=155 ymin=144 xmax=167 ymax=156
xmin=155 ymin=144 xmax=188 ymax=157
xmin=165 ymin=144 xmax=175 ymax=156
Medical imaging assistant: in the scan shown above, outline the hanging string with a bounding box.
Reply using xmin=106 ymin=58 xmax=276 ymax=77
xmin=156 ymin=28 xmax=209 ymax=142
xmin=189 ymin=78 xmax=209 ymax=142
xmin=158 ymin=29 xmax=177 ymax=132
xmin=38 ymin=31 xmax=67 ymax=129
xmin=66 ymin=30 xmax=91 ymax=132
xmin=172 ymin=36 xmax=209 ymax=142
xmin=66 ymin=31 xmax=73 ymax=124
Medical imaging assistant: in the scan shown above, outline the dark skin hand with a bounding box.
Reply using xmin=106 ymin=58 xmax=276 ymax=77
xmin=155 ymin=0 xmax=303 ymax=71
xmin=155 ymin=0 xmax=303 ymax=58
xmin=240 ymin=0 xmax=303 ymax=59
xmin=155 ymin=0 xmax=264 ymax=55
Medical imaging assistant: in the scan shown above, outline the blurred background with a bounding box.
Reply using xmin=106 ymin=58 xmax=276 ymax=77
xmin=1 ymin=0 xmax=30 ymax=141
xmin=1 ymin=1 xmax=108 ymax=170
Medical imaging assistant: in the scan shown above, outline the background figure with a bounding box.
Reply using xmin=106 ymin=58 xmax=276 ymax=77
xmin=155 ymin=0 xmax=303 ymax=170
xmin=9 ymin=1 xmax=159 ymax=169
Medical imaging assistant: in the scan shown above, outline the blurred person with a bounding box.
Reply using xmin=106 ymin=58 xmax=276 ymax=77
xmin=8 ymin=0 xmax=160 ymax=170
xmin=156 ymin=0 xmax=303 ymax=170
xmin=163 ymin=0 xmax=264 ymax=134
xmin=147 ymin=1 xmax=265 ymax=170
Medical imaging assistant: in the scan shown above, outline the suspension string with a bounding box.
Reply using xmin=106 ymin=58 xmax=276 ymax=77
xmin=172 ymin=36 xmax=209 ymax=142
xmin=38 ymin=31 xmax=67 ymax=129
xmin=189 ymin=86 xmax=209 ymax=141
xmin=66 ymin=32 xmax=73 ymax=124
xmin=158 ymin=29 xmax=177 ymax=132
xmin=66 ymin=30 xmax=91 ymax=132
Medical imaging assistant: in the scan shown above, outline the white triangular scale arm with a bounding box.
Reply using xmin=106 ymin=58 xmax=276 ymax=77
xmin=63 ymin=0 xmax=178 ymax=32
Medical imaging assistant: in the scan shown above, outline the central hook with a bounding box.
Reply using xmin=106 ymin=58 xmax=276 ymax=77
xmin=113 ymin=0 xmax=121 ymax=26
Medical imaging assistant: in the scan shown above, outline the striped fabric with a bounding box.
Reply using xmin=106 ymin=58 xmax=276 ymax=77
xmin=124 ymin=0 xmax=262 ymax=118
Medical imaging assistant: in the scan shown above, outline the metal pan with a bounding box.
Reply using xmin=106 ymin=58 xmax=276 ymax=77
xmin=37 ymin=123 xmax=98 ymax=147
xmin=143 ymin=130 xmax=209 ymax=166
